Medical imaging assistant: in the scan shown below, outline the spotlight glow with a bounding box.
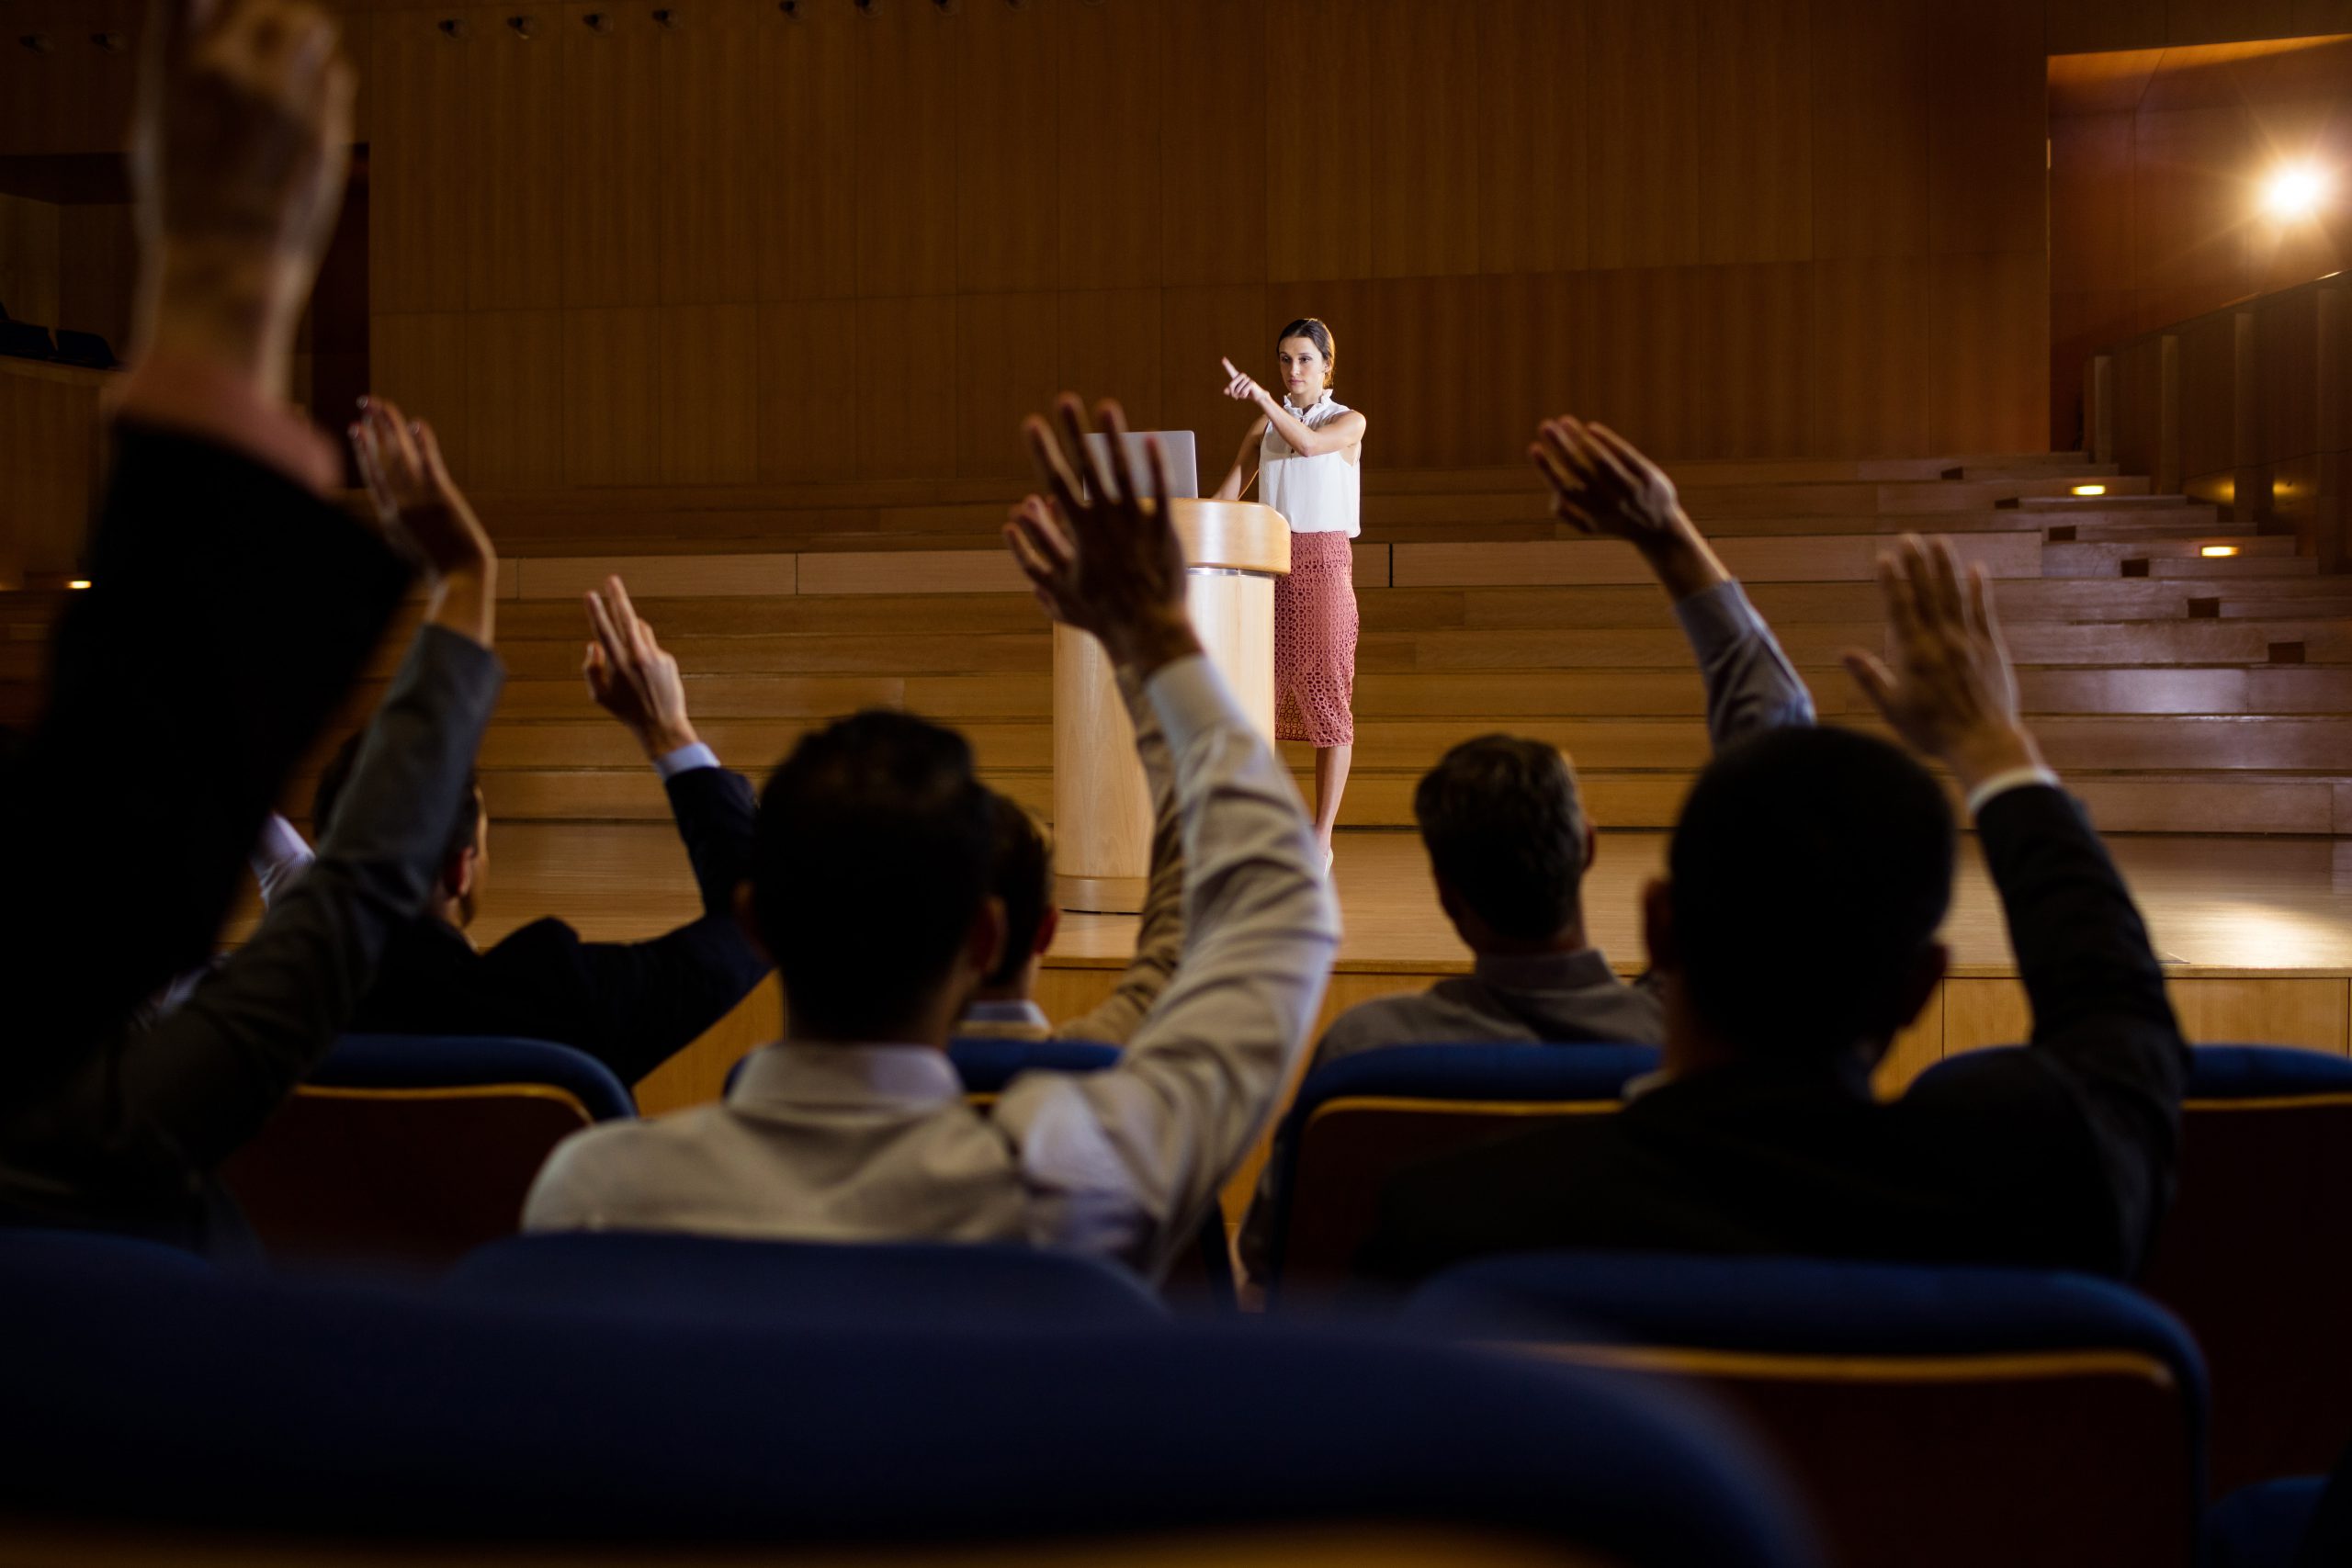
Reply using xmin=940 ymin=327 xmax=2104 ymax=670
xmin=2071 ymin=483 xmax=2108 ymax=496
xmin=64 ymin=580 xmax=90 ymax=590
xmin=2263 ymin=164 xmax=2333 ymax=220
xmin=2200 ymin=546 xmax=2240 ymax=558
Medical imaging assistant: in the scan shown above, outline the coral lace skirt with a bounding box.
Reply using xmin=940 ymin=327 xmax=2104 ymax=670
xmin=1274 ymin=531 xmax=1358 ymax=747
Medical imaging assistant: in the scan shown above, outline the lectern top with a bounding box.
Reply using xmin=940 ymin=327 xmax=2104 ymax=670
xmin=1170 ymin=500 xmax=1293 ymax=576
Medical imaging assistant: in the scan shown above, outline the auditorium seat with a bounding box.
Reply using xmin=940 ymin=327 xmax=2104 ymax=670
xmin=2205 ymin=1477 xmax=2326 ymax=1568
xmin=1401 ymin=1252 xmax=2206 ymax=1568
xmin=447 ymin=1232 xmax=1169 ymax=1327
xmin=0 ymin=320 xmax=55 ymax=361
xmin=1256 ymin=1043 xmax=1658 ymax=1303
xmin=50 ymin=329 xmax=118 ymax=369
xmin=219 ymin=1033 xmax=634 ymax=1274
xmin=0 ymin=1261 xmax=1815 ymax=1566
xmin=0 ymin=1226 xmax=213 ymax=1282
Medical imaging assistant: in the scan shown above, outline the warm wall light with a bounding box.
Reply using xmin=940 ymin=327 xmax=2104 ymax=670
xmin=2264 ymin=164 xmax=2334 ymax=221
xmin=2071 ymin=483 xmax=2108 ymax=496
xmin=2201 ymin=546 xmax=2240 ymax=558
xmin=65 ymin=580 xmax=91 ymax=590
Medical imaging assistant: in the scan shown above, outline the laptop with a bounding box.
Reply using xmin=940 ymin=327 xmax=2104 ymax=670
xmin=1080 ymin=430 xmax=1200 ymax=501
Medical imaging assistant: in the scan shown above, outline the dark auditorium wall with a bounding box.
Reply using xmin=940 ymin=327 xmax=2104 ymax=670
xmin=2049 ymin=30 xmax=2352 ymax=449
xmin=4 ymin=0 xmax=2350 ymax=484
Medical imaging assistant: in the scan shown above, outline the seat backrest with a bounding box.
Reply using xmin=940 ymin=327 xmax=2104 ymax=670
xmin=0 ymin=1263 xmax=1814 ymax=1567
xmin=1406 ymin=1251 xmax=2206 ymax=1568
xmin=1265 ymin=1043 xmax=1658 ymax=1299
xmin=219 ymin=1034 xmax=634 ymax=1274
xmin=447 ymin=1231 xmax=1170 ymax=1327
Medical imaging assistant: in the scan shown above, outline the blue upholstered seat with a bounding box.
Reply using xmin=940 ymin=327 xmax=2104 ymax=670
xmin=0 ymin=1261 xmax=1815 ymax=1565
xmin=1926 ymin=1043 xmax=2352 ymax=1491
xmin=448 ymin=1231 xmax=1169 ymax=1327
xmin=1405 ymin=1251 xmax=2207 ymax=1568
xmin=219 ymin=1033 xmax=635 ymax=1273
xmin=1259 ymin=1042 xmax=1659 ymax=1298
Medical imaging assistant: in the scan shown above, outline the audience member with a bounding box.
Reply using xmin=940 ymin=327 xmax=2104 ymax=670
xmin=1359 ymin=535 xmax=2189 ymax=1284
xmin=524 ymin=398 xmax=1340 ymax=1280
xmin=279 ymin=570 xmax=768 ymax=1086
xmin=1235 ymin=416 xmax=1814 ymax=1278
xmin=958 ymin=506 xmax=1184 ymax=1046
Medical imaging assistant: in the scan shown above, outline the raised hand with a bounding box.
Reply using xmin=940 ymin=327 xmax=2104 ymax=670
xmin=131 ymin=0 xmax=356 ymax=397
xmin=1532 ymin=415 xmax=1727 ymax=601
xmin=583 ymin=575 xmax=699 ymax=761
xmin=1843 ymin=535 xmax=2043 ymax=792
xmin=1005 ymin=395 xmax=1199 ymax=678
xmin=1220 ymin=356 xmax=1268 ymax=407
xmin=349 ymin=397 xmax=491 ymax=581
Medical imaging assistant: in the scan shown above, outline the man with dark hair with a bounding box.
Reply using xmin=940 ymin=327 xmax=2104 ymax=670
xmin=280 ymin=574 xmax=769 ymax=1086
xmin=1236 ymin=417 xmax=1812 ymax=1276
xmin=1360 ymin=536 xmax=2190 ymax=1283
xmin=524 ymin=399 xmax=1339 ymax=1280
xmin=1300 ymin=417 xmax=1813 ymax=1071
xmin=958 ymin=667 xmax=1185 ymax=1045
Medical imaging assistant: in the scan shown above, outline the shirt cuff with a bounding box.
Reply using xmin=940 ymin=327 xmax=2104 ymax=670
xmin=1145 ymin=653 xmax=1249 ymax=758
xmin=1671 ymin=578 xmax=1763 ymax=660
xmin=109 ymin=354 xmax=343 ymax=495
xmin=249 ymin=813 xmax=315 ymax=881
xmin=655 ymin=741 xmax=721 ymax=779
xmin=1965 ymin=764 xmax=2064 ymax=820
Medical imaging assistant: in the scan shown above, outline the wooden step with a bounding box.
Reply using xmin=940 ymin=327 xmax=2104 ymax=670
xmin=1391 ymin=534 xmax=2041 ymax=589
xmin=2144 ymin=555 xmax=2322 ymax=579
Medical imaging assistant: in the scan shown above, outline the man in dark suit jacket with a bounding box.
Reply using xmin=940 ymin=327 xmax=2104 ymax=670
xmin=1361 ymin=532 xmax=2190 ymax=1286
xmin=0 ymin=0 xmax=509 ymax=1245
xmin=300 ymin=575 xmax=768 ymax=1086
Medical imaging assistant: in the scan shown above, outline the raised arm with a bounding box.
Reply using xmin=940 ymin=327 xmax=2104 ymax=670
xmin=996 ymin=397 xmax=1340 ymax=1280
xmin=1532 ymin=416 xmax=1814 ymax=750
xmin=1220 ymin=357 xmax=1365 ymax=458
xmin=1846 ymin=536 xmax=2188 ymax=1273
xmin=1212 ymin=413 xmax=1270 ymax=501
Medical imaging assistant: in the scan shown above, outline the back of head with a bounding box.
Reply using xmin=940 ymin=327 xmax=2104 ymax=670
xmin=983 ymin=790 xmax=1052 ymax=989
xmin=313 ymin=730 xmax=481 ymax=871
xmin=1668 ymin=727 xmax=1954 ymax=1062
xmin=1414 ymin=735 xmax=1589 ymax=943
xmin=755 ymin=711 xmax=994 ymax=1041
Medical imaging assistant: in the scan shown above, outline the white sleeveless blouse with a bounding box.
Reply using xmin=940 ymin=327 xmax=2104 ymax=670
xmin=1259 ymin=392 xmax=1361 ymax=538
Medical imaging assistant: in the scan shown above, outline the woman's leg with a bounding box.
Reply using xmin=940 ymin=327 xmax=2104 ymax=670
xmin=1313 ymin=743 xmax=1353 ymax=857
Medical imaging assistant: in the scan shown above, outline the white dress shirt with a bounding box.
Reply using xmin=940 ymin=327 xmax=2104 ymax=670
xmin=1259 ymin=391 xmax=1361 ymax=538
xmin=522 ymin=655 xmax=1340 ymax=1280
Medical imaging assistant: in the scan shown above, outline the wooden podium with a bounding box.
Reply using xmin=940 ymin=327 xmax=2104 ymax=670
xmin=1052 ymin=501 xmax=1291 ymax=913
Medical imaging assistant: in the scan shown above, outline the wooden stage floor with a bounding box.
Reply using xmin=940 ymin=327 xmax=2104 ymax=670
xmin=356 ymin=822 xmax=2352 ymax=1113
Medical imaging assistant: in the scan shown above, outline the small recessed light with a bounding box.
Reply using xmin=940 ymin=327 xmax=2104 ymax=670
xmin=2071 ymin=483 xmax=2107 ymax=497
xmin=2200 ymin=546 xmax=2239 ymax=558
xmin=65 ymin=580 xmax=91 ymax=590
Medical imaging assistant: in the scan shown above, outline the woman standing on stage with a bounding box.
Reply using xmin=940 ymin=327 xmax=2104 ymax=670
xmin=1213 ymin=318 xmax=1366 ymax=870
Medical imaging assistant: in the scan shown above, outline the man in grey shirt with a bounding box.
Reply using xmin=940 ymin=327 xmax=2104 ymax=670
xmin=1238 ymin=415 xmax=1815 ymax=1277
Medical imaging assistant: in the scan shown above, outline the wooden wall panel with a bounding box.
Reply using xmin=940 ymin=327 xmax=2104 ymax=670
xmin=761 ymin=0 xmax=861 ymax=301
xmin=1588 ymin=0 xmax=1701 ymax=270
xmin=756 ymin=299 xmax=862 ymax=485
xmin=1581 ymin=267 xmax=1702 ymax=458
xmin=465 ymin=310 xmax=567 ymax=490
xmin=1057 ymin=0 xmax=1162 ymax=290
xmin=1263 ymin=0 xmax=1372 ymax=282
xmin=1476 ymin=0 xmax=1589 ymax=276
xmin=1927 ymin=0 xmax=2047 ymax=257
xmin=369 ymin=10 xmax=469 ymax=314
xmin=659 ymin=303 xmax=759 ymax=485
xmin=956 ymin=293 xmax=1060 ymax=480
xmin=370 ymin=311 xmax=471 ymax=477
xmin=2168 ymin=0 xmax=2301 ymax=41
xmin=1058 ymin=289 xmax=1165 ymax=434
xmin=2048 ymin=0 xmax=2167 ymax=53
xmin=956 ymin=0 xmax=1057 ymax=295
xmin=1695 ymin=0 xmax=1812 ymax=266
xmin=2132 ymin=106 xmax=2256 ymax=304
xmin=1694 ymin=262 xmax=1815 ymax=458
xmin=1367 ymin=0 xmax=1481 ymax=279
xmin=0 ymin=193 xmax=59 ymax=331
xmin=560 ymin=4 xmax=662 ymax=308
xmin=1809 ymin=0 xmax=1932 ymax=261
xmin=1161 ymin=284 xmax=1270 ymax=471
xmin=0 ymin=0 xmax=53 ymax=158
xmin=1811 ymin=258 xmax=1933 ymax=457
xmin=561 ymin=306 xmax=662 ymax=486
xmin=2051 ymin=113 xmax=2137 ymax=296
xmin=1931 ymin=250 xmax=2050 ymax=455
xmin=856 ymin=1 xmax=958 ymax=298
xmin=657 ymin=1 xmax=766 ymax=307
xmin=857 ymin=295 xmax=957 ymax=479
xmin=1484 ymin=272 xmax=1595 ymax=440
xmin=1350 ymin=276 xmax=1495 ymax=469
xmin=464 ymin=9 xmax=563 ymax=311
xmin=1158 ymin=0 xmax=1265 ymax=288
